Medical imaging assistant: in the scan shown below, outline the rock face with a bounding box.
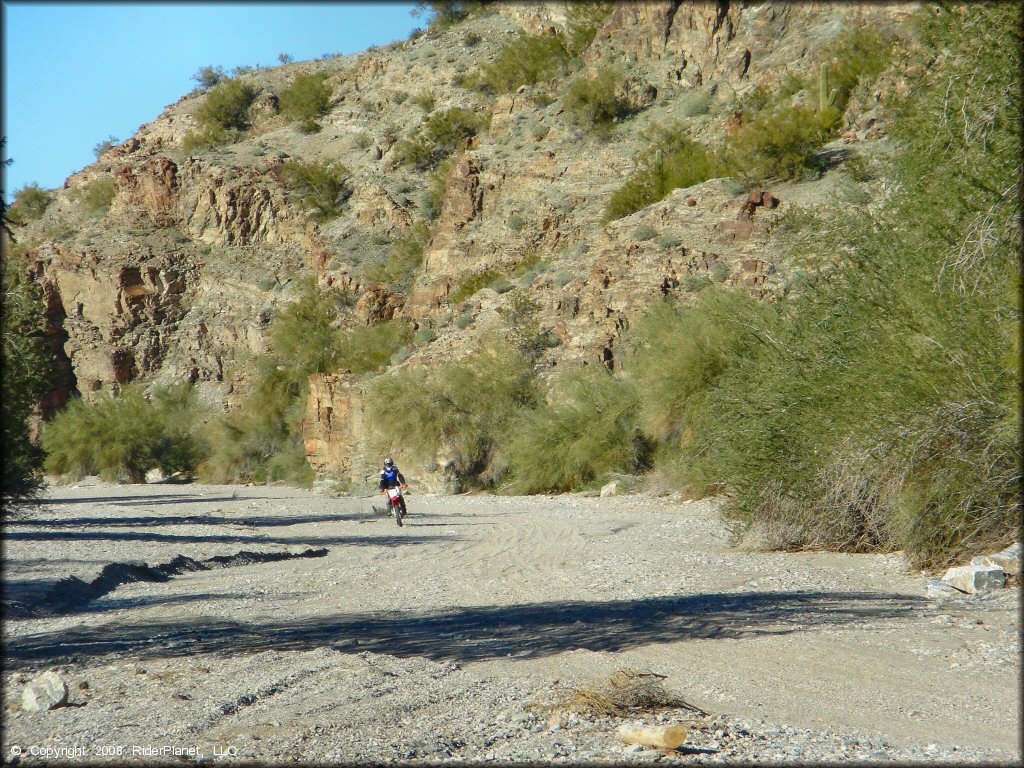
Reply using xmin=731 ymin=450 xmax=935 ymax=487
xmin=303 ymin=373 xmax=374 ymax=487
xmin=22 ymin=671 xmax=68 ymax=712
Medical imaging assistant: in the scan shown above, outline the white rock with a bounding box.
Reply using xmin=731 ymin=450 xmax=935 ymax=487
xmin=600 ymin=481 xmax=619 ymax=498
xmin=145 ymin=467 xmax=165 ymax=483
xmin=926 ymin=579 xmax=964 ymax=598
xmin=942 ymin=563 xmax=1005 ymax=594
xmin=22 ymin=670 xmax=68 ymax=712
xmin=972 ymin=543 xmax=1021 ymax=576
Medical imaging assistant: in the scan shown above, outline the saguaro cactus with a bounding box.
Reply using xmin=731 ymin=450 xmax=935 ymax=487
xmin=818 ymin=62 xmax=838 ymax=113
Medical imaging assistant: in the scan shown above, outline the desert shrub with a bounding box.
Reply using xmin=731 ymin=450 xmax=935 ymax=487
xmin=657 ymin=233 xmax=682 ymax=249
xmin=463 ymin=31 xmax=481 ymax=47
xmin=280 ymin=160 xmax=352 ymax=221
xmin=562 ymin=65 xmax=632 ymax=130
xmin=191 ymin=65 xmax=226 ymax=90
xmin=634 ymin=224 xmax=656 ymax=241
xmin=10 ymin=183 xmax=52 ymax=222
xmin=450 ymin=268 xmax=501 ymax=304
xmin=421 ymin=158 xmax=452 ymax=219
xmin=678 ymin=5 xmax=1020 ymax=567
xmin=501 ymin=288 xmax=557 ymax=363
xmin=76 ymin=177 xmax=115 ymax=216
xmin=393 ymin=108 xmax=487 ymax=169
xmin=505 ymin=366 xmax=648 ymax=493
xmin=195 ymin=78 xmax=257 ymax=132
xmin=201 ymin=279 xmax=350 ymax=485
xmin=711 ymin=262 xmax=731 ymax=283
xmin=677 ymin=89 xmax=712 ymax=117
xmin=415 ymin=327 xmax=438 ymax=344
xmin=1 ymin=267 xmax=49 ymax=499
xmin=337 ymin=320 xmax=413 ymax=374
xmin=724 ymin=104 xmax=827 ymax=180
xmin=411 ymin=90 xmax=436 ymax=111
xmin=507 ymin=214 xmax=524 ymax=232
xmin=454 ymin=312 xmax=474 ymax=329
xmin=43 ymin=385 xmax=207 ymax=483
xmin=682 ymin=273 xmax=712 ymax=292
xmin=623 ymin=289 xmax=773 ymax=447
xmin=564 ymin=2 xmax=614 ymax=58
xmin=280 ymin=72 xmax=332 ymax=133
xmin=605 ymin=131 xmax=728 ymax=221
xmin=479 ymin=32 xmax=569 ymax=94
xmin=366 ymin=342 xmax=537 ymax=484
xmin=92 ymin=135 xmax=120 ymax=159
xmin=362 ymin=221 xmax=430 ymax=285
xmin=181 ymin=125 xmax=228 ymax=155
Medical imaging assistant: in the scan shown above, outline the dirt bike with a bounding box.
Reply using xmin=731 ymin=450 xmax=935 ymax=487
xmin=384 ymin=486 xmax=406 ymax=527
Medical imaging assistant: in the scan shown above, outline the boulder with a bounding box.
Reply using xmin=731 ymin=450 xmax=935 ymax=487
xmin=22 ymin=671 xmax=68 ymax=712
xmin=926 ymin=578 xmax=964 ymax=598
xmin=941 ymin=563 xmax=1005 ymax=594
xmin=972 ymin=543 xmax=1021 ymax=576
xmin=600 ymin=481 xmax=619 ymax=498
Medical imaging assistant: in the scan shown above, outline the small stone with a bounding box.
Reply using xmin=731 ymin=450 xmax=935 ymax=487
xmin=22 ymin=671 xmax=69 ymax=712
xmin=600 ymin=481 xmax=619 ymax=498
xmin=942 ymin=563 xmax=1005 ymax=593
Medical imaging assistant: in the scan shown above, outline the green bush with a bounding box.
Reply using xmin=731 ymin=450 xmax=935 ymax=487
xmin=634 ymin=223 xmax=656 ymax=241
xmin=10 ymin=183 xmax=52 ymax=222
xmin=564 ymin=2 xmax=614 ymax=58
xmin=192 ymin=65 xmax=226 ymax=90
xmin=415 ymin=327 xmax=438 ymax=344
xmin=92 ymin=135 xmax=120 ymax=159
xmin=450 ymin=268 xmax=501 ymax=305
xmin=562 ymin=65 xmax=632 ymax=130
xmin=200 ymin=279 xmax=350 ymax=485
xmin=394 ymin=108 xmax=488 ymax=170
xmin=421 ymin=158 xmax=452 ymax=219
xmin=657 ymin=233 xmax=682 ymax=249
xmin=662 ymin=5 xmax=1020 ymax=567
xmin=2 ymin=267 xmax=49 ymax=499
xmin=677 ymin=89 xmax=713 ymax=117
xmin=411 ymin=90 xmax=436 ymax=111
xmin=366 ymin=342 xmax=537 ymax=485
xmin=43 ymin=385 xmax=207 ymax=483
xmin=362 ymin=221 xmax=430 ymax=285
xmin=76 ymin=177 xmax=115 ymax=216
xmin=724 ymin=104 xmax=827 ymax=180
xmin=454 ymin=312 xmax=474 ymax=329
xmin=195 ymin=78 xmax=257 ymax=131
xmin=605 ymin=131 xmax=728 ymax=221
xmin=181 ymin=125 xmax=229 ymax=155
xmin=280 ymin=72 xmax=332 ymax=133
xmin=280 ymin=160 xmax=352 ymax=221
xmin=337 ymin=320 xmax=413 ymax=374
xmin=505 ymin=366 xmax=648 ymax=493
xmin=479 ymin=32 xmax=569 ymax=94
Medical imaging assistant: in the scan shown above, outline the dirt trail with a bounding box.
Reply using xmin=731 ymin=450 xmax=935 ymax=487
xmin=3 ymin=482 xmax=1019 ymax=763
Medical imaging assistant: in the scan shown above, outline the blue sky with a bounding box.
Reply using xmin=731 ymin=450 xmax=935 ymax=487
xmin=2 ymin=2 xmax=421 ymax=199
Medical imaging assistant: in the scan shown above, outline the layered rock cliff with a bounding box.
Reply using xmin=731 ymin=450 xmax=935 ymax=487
xmin=8 ymin=1 xmax=916 ymax=488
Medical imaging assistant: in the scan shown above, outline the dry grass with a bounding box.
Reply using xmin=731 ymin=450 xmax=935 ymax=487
xmin=546 ymin=669 xmax=705 ymax=718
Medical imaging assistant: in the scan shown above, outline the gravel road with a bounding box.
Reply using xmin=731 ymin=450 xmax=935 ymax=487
xmin=2 ymin=481 xmax=1020 ymax=764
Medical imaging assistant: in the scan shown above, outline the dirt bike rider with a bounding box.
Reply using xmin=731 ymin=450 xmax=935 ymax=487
xmin=379 ymin=458 xmax=408 ymax=515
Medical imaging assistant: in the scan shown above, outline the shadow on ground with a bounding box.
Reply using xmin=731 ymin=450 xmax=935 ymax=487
xmin=5 ymin=591 xmax=925 ymax=669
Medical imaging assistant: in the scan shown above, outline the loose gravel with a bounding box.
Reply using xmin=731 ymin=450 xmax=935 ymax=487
xmin=2 ymin=481 xmax=1020 ymax=765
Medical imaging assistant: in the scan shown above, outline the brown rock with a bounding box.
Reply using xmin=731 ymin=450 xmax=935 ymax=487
xmin=761 ymin=191 xmax=779 ymax=209
xmin=686 ymin=198 xmax=697 ymax=206
xmin=355 ymin=283 xmax=406 ymax=325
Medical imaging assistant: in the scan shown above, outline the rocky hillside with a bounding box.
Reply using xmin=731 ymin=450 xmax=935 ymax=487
xmin=9 ymin=1 xmax=918 ymax=489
